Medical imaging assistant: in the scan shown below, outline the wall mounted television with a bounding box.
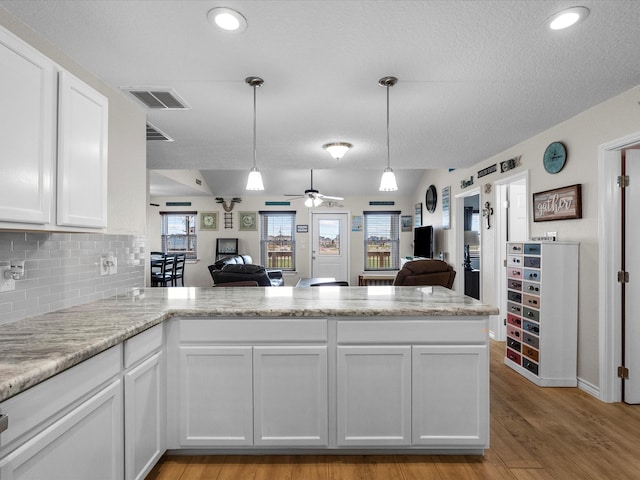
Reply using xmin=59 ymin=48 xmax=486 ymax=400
xmin=413 ymin=225 xmax=434 ymax=259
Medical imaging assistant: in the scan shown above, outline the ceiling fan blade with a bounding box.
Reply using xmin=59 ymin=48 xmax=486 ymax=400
xmin=317 ymin=194 xmax=344 ymax=200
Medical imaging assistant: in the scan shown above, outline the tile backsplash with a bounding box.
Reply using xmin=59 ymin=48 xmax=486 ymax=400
xmin=0 ymin=232 xmax=145 ymax=325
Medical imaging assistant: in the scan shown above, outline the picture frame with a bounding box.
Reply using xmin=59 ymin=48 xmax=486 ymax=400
xmin=414 ymin=203 xmax=422 ymax=227
xmin=199 ymin=211 xmax=218 ymax=230
xmin=442 ymin=186 xmax=451 ymax=229
xmin=533 ymin=184 xmax=582 ymax=222
xmin=401 ymin=215 xmax=413 ymax=232
xmin=238 ymin=211 xmax=258 ymax=231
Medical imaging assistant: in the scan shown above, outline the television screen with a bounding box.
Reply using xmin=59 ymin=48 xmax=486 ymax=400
xmin=413 ymin=225 xmax=434 ymax=258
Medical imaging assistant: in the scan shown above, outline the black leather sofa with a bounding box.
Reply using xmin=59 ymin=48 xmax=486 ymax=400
xmin=208 ymin=255 xmax=284 ymax=287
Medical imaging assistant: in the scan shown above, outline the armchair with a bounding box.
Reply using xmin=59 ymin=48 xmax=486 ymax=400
xmin=208 ymin=255 xmax=284 ymax=287
xmin=393 ymin=259 xmax=456 ymax=288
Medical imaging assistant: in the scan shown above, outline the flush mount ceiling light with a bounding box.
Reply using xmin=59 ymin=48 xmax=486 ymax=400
xmin=245 ymin=76 xmax=264 ymax=191
xmin=207 ymin=7 xmax=247 ymax=33
xmin=547 ymin=6 xmax=589 ymax=30
xmin=378 ymin=76 xmax=398 ymax=192
xmin=323 ymin=142 xmax=352 ymax=160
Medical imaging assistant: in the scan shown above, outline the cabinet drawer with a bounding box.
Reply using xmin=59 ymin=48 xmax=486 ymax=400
xmin=507 ymin=291 xmax=522 ymax=303
xmin=507 ymin=337 xmax=521 ymax=352
xmin=506 ymin=348 xmax=521 ymax=365
xmin=523 ymin=307 xmax=539 ymax=322
xmin=523 ymin=359 xmax=539 ymax=376
xmin=179 ymin=318 xmax=327 ymax=343
xmin=523 ymin=294 xmax=541 ymax=309
xmin=508 ymin=279 xmax=522 ymax=291
xmin=524 ymin=256 xmax=541 ymax=268
xmin=523 ymin=269 xmax=541 ymax=282
xmin=507 ymin=302 xmax=522 ymax=316
xmin=507 ymin=255 xmax=523 ymax=267
xmin=523 ymin=320 xmax=540 ymax=336
xmin=523 ymin=282 xmax=540 ymax=295
xmin=522 ymin=332 xmax=539 ymax=349
xmin=507 ymin=313 xmax=522 ymax=327
xmin=507 ymin=325 xmax=521 ymax=340
xmin=522 ymin=345 xmax=539 ymax=362
xmin=337 ymin=319 xmax=487 ymax=344
xmin=124 ymin=323 xmax=163 ymax=368
xmin=507 ymin=267 xmax=522 ymax=279
xmin=508 ymin=243 xmax=523 ymax=254
xmin=523 ymin=244 xmax=541 ymax=255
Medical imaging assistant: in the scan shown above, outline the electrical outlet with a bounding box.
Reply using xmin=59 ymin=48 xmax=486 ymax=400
xmin=109 ymin=256 xmax=117 ymax=275
xmin=100 ymin=255 xmax=110 ymax=276
xmin=0 ymin=266 xmax=15 ymax=293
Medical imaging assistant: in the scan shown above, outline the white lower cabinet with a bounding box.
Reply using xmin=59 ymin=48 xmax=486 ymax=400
xmin=0 ymin=379 xmax=123 ymax=480
xmin=337 ymin=346 xmax=411 ymax=446
xmin=412 ymin=345 xmax=488 ymax=446
xmin=179 ymin=346 xmax=254 ymax=446
xmin=254 ymin=346 xmax=328 ymax=446
xmin=176 ymin=344 xmax=328 ymax=448
xmin=124 ymin=351 xmax=165 ymax=480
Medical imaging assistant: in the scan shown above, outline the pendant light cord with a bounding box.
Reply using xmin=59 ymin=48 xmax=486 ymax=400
xmin=386 ymin=84 xmax=390 ymax=169
xmin=252 ymin=83 xmax=257 ymax=169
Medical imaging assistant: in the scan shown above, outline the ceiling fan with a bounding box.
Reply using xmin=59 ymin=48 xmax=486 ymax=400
xmin=285 ymin=170 xmax=344 ymax=207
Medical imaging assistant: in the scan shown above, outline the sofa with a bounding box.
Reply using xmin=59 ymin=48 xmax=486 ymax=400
xmin=208 ymin=255 xmax=284 ymax=287
xmin=392 ymin=259 xmax=456 ymax=288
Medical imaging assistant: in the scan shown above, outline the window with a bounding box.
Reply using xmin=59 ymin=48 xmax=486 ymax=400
xmin=160 ymin=212 xmax=197 ymax=259
xmin=259 ymin=211 xmax=295 ymax=271
xmin=364 ymin=211 xmax=400 ymax=270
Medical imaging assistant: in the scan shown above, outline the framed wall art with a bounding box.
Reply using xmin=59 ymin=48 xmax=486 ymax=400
xmin=238 ymin=211 xmax=258 ymax=231
xmin=533 ymin=184 xmax=582 ymax=222
xmin=199 ymin=211 xmax=218 ymax=230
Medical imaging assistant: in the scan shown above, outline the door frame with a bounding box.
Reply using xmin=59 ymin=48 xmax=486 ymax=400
xmin=454 ymin=187 xmax=481 ymax=295
xmin=598 ymin=131 xmax=640 ymax=402
xmin=309 ymin=210 xmax=350 ymax=282
xmin=493 ymin=170 xmax=530 ymax=341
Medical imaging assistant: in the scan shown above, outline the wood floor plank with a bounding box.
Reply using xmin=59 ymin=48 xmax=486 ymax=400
xmin=395 ymin=455 xmax=442 ymax=480
xmin=145 ymin=455 xmax=190 ymax=480
xmin=291 ymin=455 xmax=329 ymax=480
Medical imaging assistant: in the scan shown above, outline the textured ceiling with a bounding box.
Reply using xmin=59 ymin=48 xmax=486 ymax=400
xmin=2 ymin=0 xmax=640 ymax=197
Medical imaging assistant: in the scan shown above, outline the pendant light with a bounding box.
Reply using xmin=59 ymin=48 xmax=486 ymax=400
xmin=378 ymin=76 xmax=398 ymax=191
xmin=246 ymin=76 xmax=265 ymax=191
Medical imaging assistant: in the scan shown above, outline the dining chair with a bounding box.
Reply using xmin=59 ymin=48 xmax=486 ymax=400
xmin=171 ymin=253 xmax=186 ymax=286
xmin=151 ymin=255 xmax=175 ymax=287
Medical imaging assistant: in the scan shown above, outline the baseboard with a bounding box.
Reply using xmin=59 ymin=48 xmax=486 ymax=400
xmin=577 ymin=376 xmax=600 ymax=399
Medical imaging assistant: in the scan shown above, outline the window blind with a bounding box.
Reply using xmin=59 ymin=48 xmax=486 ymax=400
xmin=363 ymin=211 xmax=400 ymax=271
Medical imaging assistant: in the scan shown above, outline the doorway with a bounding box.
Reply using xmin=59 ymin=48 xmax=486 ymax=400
xmin=311 ymin=212 xmax=349 ymax=282
xmin=494 ymin=172 xmax=529 ymax=341
xmin=598 ymin=131 xmax=640 ymax=403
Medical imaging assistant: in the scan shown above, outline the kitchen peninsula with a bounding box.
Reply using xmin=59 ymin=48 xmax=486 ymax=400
xmin=0 ymin=286 xmax=498 ymax=479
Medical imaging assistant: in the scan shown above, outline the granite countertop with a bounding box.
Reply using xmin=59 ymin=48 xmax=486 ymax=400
xmin=0 ymin=286 xmax=498 ymax=403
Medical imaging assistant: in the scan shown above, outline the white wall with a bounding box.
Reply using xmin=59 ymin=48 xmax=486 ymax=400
xmin=414 ymin=85 xmax=640 ymax=389
xmin=147 ymin=194 xmax=415 ymax=288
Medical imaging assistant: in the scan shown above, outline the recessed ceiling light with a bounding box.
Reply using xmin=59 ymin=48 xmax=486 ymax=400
xmin=207 ymin=7 xmax=247 ymax=33
xmin=547 ymin=6 xmax=589 ymax=30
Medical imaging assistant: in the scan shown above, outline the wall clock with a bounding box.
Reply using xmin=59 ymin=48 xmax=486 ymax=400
xmin=543 ymin=142 xmax=567 ymax=174
xmin=200 ymin=211 xmax=218 ymax=230
xmin=425 ymin=185 xmax=437 ymax=213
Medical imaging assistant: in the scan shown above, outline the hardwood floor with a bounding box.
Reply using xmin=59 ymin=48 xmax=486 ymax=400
xmin=146 ymin=340 xmax=640 ymax=480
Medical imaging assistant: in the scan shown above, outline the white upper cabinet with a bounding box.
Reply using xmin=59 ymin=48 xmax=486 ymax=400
xmin=57 ymin=70 xmax=108 ymax=228
xmin=0 ymin=28 xmax=56 ymax=224
xmin=0 ymin=26 xmax=109 ymax=231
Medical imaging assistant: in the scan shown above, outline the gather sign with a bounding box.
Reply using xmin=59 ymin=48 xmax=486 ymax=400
xmin=533 ymin=184 xmax=582 ymax=222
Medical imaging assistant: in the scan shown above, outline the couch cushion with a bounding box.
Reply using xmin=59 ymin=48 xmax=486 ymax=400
xmin=221 ymin=263 xmax=265 ymax=274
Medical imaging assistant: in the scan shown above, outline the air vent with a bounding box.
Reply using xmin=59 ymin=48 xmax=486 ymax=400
xmin=146 ymin=122 xmax=174 ymax=142
xmin=122 ymin=87 xmax=190 ymax=110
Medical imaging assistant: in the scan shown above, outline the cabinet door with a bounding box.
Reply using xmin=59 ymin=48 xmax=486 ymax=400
xmin=0 ymin=28 xmax=56 ymax=224
xmin=253 ymin=346 xmax=328 ymax=446
xmin=124 ymin=351 xmax=165 ymax=480
xmin=178 ymin=346 xmax=252 ymax=446
xmin=57 ymin=70 xmax=108 ymax=228
xmin=412 ymin=345 xmax=488 ymax=447
xmin=337 ymin=345 xmax=411 ymax=446
xmin=0 ymin=380 xmax=123 ymax=480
